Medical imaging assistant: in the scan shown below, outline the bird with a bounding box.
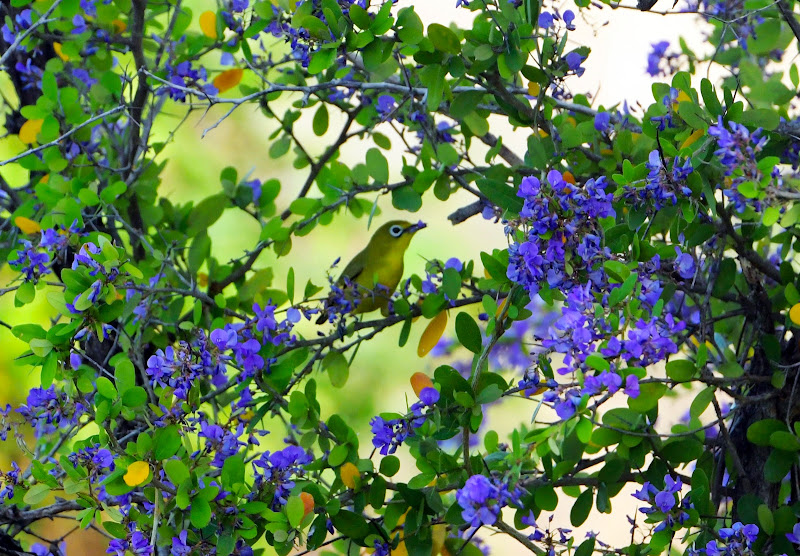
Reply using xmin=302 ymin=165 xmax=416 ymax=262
xmin=316 ymin=220 xmax=426 ymax=324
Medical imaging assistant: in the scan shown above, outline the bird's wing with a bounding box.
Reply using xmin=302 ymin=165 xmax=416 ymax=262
xmin=338 ymin=248 xmax=366 ymax=284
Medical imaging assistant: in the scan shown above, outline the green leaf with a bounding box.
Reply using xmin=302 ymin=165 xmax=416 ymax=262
xmin=396 ymin=7 xmax=423 ymax=44
xmin=427 ymin=23 xmax=461 ymax=54
xmin=366 ymin=148 xmax=389 ymax=183
xmin=122 ymin=386 xmax=147 ymax=408
xmin=666 ymin=359 xmax=696 ymax=382
xmin=153 ymin=426 xmax=182 ymax=460
xmin=330 ymin=510 xmax=370 ymax=540
xmin=455 ymin=312 xmax=482 ymax=353
xmin=739 ymin=108 xmax=780 ymax=130
xmin=222 ymin=454 xmax=245 ymax=487
xmin=570 ymin=489 xmax=593 ymax=526
xmin=287 ymin=495 xmax=305 ymax=528
xmin=748 ymin=419 xmax=788 ymax=446
xmin=476 ymin=179 xmax=523 ymax=214
xmin=188 ymin=194 xmax=228 ymax=236
xmin=96 ymin=377 xmax=118 ymax=400
xmin=380 ymin=455 xmax=400 ymax=476
xmin=770 ymin=431 xmax=800 ymax=452
xmin=164 ymin=460 xmax=190 ymax=486
xmin=190 ymin=498 xmax=212 ymax=528
xmin=718 ymin=361 xmax=744 ymax=378
xmin=323 ymin=352 xmax=349 ymax=388
xmin=15 ymin=281 xmax=35 ymax=305
xmin=23 ymin=483 xmax=51 ymax=505
xmin=312 ymin=104 xmax=329 ymax=136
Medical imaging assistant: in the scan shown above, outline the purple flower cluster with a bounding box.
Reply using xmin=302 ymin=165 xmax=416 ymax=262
xmin=17 ymin=386 xmax=86 ymax=438
xmin=623 ymin=150 xmax=693 ymax=210
xmin=9 ymin=221 xmax=81 ymax=283
xmin=107 ymin=524 xmax=152 ymax=556
xmin=646 ymin=41 xmax=673 ymax=77
xmin=455 ymin=474 xmax=521 ymax=527
xmin=159 ymin=60 xmax=217 ymax=101
xmin=699 ymin=522 xmax=759 ymax=555
xmin=708 ymin=116 xmax=768 ymax=212
xmin=507 ymin=170 xmax=614 ymax=297
xmin=251 ymin=445 xmax=313 ymax=509
xmin=633 ymin=474 xmax=690 ymax=532
xmin=0 ymin=462 xmax=22 ymax=501
xmin=67 ymin=443 xmax=115 ymax=480
xmin=370 ymin=387 xmax=439 ymax=455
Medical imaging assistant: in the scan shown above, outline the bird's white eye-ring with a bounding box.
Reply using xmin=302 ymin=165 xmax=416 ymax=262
xmin=389 ymin=225 xmax=404 ymax=238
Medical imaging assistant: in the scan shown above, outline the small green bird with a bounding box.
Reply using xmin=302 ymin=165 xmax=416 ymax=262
xmin=317 ymin=220 xmax=425 ymax=323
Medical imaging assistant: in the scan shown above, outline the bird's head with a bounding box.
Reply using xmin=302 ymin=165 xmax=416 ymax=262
xmin=369 ymin=220 xmax=426 ymax=253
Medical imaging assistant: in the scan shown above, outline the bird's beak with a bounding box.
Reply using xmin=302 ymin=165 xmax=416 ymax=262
xmin=405 ymin=220 xmax=426 ymax=234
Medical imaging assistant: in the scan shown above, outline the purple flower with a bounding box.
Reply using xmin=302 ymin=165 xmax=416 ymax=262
xmin=594 ymin=112 xmax=611 ymax=132
xmin=623 ymin=374 xmax=640 ymax=398
xmin=376 ymin=95 xmax=397 ymax=120
xmin=563 ymin=10 xmax=576 ymax=30
xmin=565 ymin=52 xmax=585 ymax=76
xmin=786 ymin=522 xmax=800 ymax=543
xmin=538 ymin=12 xmax=553 ymax=28
xmin=647 ymin=41 xmax=670 ymax=76
xmin=171 ymin=531 xmax=191 ymax=555
xmin=674 ymin=247 xmax=696 ymax=280
xmin=456 ymin=475 xmax=521 ymax=528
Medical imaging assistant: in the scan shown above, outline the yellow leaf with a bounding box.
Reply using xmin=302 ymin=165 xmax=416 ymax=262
xmin=600 ymin=148 xmax=614 ymax=155
xmin=198 ymin=272 xmax=209 ymax=286
xmin=680 ymin=129 xmax=704 ymax=150
xmin=391 ymin=541 xmax=408 ymax=556
xmin=213 ymin=68 xmax=243 ymax=93
xmin=790 ymin=303 xmax=800 ymax=326
xmin=15 ymin=216 xmax=41 ymax=234
xmin=495 ymin=297 xmax=508 ymax=319
xmin=431 ymin=524 xmax=447 ymax=556
xmin=39 ymin=174 xmax=50 ymax=184
xmin=123 ymin=461 xmax=150 ymax=486
xmin=112 ymin=19 xmax=127 ymax=33
xmin=537 ymin=128 xmax=549 ymax=138
xmin=410 ymin=372 xmax=433 ymax=397
xmin=19 ymin=119 xmax=44 ymax=144
xmin=53 ymin=42 xmax=70 ymax=62
xmin=199 ymin=11 xmax=218 ymax=39
xmin=340 ymin=462 xmax=360 ymax=489
xmin=676 ymin=90 xmax=692 ymax=103
xmin=527 ymin=81 xmax=540 ymax=96
xmin=417 ymin=311 xmax=448 ymax=357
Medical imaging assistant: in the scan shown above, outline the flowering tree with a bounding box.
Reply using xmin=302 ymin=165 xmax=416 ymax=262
xmin=3 ymin=0 xmax=800 ymax=554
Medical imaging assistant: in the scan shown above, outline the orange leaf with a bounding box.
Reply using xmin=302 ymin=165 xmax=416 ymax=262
xmin=19 ymin=119 xmax=43 ymax=144
xmin=562 ymin=170 xmax=575 ymax=184
xmin=680 ymin=129 xmax=704 ymax=150
xmin=300 ymin=492 xmax=315 ymax=516
xmin=199 ymin=11 xmax=218 ymax=39
xmin=15 ymin=216 xmax=41 ymax=234
xmin=340 ymin=462 xmax=360 ymax=489
xmin=417 ymin=311 xmax=447 ymax=357
xmin=213 ymin=68 xmax=243 ymax=93
xmin=53 ymin=42 xmax=70 ymax=62
xmin=410 ymin=372 xmax=434 ymax=397
xmin=123 ymin=461 xmax=150 ymax=486
xmin=112 ymin=19 xmax=127 ymax=33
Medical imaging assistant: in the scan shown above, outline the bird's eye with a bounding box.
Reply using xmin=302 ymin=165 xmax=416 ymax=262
xmin=389 ymin=225 xmax=404 ymax=238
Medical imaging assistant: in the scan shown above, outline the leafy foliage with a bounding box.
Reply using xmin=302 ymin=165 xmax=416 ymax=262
xmin=3 ymin=0 xmax=800 ymax=555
